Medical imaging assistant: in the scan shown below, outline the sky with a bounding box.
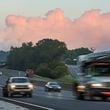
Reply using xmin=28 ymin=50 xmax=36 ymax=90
xmin=0 ymin=0 xmax=110 ymax=52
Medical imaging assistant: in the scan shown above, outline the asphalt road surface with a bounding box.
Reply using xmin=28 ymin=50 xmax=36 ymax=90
xmin=1 ymin=69 xmax=110 ymax=110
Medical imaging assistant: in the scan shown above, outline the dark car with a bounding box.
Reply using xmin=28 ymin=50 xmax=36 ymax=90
xmin=45 ymin=82 xmax=62 ymax=92
xmin=75 ymin=52 xmax=110 ymax=101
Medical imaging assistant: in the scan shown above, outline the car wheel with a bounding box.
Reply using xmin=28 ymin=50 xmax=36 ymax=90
xmin=10 ymin=93 xmax=14 ymax=97
xmin=23 ymin=93 xmax=27 ymax=97
xmin=76 ymin=92 xmax=84 ymax=100
xmin=45 ymin=88 xmax=50 ymax=92
xmin=89 ymin=95 xmax=94 ymax=101
xmin=45 ymin=88 xmax=48 ymax=92
xmin=58 ymin=90 xmax=61 ymax=92
xmin=3 ymin=92 xmax=8 ymax=97
xmin=86 ymin=90 xmax=95 ymax=101
xmin=28 ymin=93 xmax=32 ymax=97
xmin=2 ymin=88 xmax=8 ymax=97
xmin=101 ymin=96 xmax=107 ymax=101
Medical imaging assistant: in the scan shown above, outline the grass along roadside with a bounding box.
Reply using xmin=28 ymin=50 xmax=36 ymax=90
xmin=31 ymin=74 xmax=73 ymax=90
xmin=57 ymin=74 xmax=74 ymax=85
xmin=33 ymin=74 xmax=74 ymax=84
xmin=0 ymin=68 xmax=74 ymax=86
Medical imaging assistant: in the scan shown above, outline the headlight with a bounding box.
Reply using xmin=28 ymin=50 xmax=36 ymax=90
xmin=10 ymin=84 xmax=16 ymax=89
xmin=48 ymin=86 xmax=52 ymax=88
xmin=77 ymin=85 xmax=85 ymax=91
xmin=28 ymin=84 xmax=34 ymax=89
xmin=58 ymin=86 xmax=61 ymax=89
xmin=91 ymin=83 xmax=102 ymax=87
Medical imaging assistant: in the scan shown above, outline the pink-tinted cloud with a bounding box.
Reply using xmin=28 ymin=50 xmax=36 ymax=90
xmin=0 ymin=8 xmax=110 ymax=51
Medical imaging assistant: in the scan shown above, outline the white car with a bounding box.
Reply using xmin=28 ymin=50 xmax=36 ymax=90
xmin=2 ymin=77 xmax=34 ymax=97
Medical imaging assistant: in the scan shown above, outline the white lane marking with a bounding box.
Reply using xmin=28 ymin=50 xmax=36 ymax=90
xmin=0 ymin=86 xmax=55 ymax=109
xmin=0 ymin=97 xmax=55 ymax=110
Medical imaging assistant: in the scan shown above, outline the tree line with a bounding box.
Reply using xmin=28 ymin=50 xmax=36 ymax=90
xmin=7 ymin=38 xmax=92 ymax=79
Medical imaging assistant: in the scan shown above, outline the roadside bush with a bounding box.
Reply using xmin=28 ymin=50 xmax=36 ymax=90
xmin=53 ymin=64 xmax=69 ymax=78
xmin=36 ymin=63 xmax=69 ymax=79
xmin=36 ymin=64 xmax=51 ymax=77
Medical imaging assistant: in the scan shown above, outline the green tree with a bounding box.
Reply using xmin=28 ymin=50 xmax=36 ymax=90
xmin=7 ymin=42 xmax=34 ymax=70
xmin=34 ymin=39 xmax=68 ymax=78
xmin=64 ymin=47 xmax=93 ymax=64
xmin=7 ymin=39 xmax=68 ymax=79
xmin=34 ymin=39 xmax=67 ymax=64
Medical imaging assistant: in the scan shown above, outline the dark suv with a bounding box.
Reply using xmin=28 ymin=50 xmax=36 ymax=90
xmin=75 ymin=52 xmax=110 ymax=100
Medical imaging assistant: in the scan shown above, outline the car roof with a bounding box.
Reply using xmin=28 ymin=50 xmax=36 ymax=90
xmin=48 ymin=82 xmax=59 ymax=84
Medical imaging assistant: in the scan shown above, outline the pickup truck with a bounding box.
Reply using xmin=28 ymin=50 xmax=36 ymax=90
xmin=2 ymin=77 xmax=34 ymax=97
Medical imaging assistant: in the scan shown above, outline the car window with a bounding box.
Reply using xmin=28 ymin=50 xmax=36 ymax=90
xmin=49 ymin=82 xmax=59 ymax=85
xmin=89 ymin=65 xmax=110 ymax=76
xmin=11 ymin=78 xmax=29 ymax=83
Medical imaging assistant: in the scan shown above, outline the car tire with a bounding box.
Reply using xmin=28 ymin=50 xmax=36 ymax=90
xmin=58 ymin=90 xmax=61 ymax=92
xmin=76 ymin=92 xmax=84 ymax=100
xmin=45 ymin=88 xmax=48 ymax=92
xmin=2 ymin=88 xmax=8 ymax=97
xmin=101 ymin=96 xmax=107 ymax=101
xmin=45 ymin=88 xmax=50 ymax=92
xmin=23 ymin=93 xmax=28 ymax=97
xmin=28 ymin=93 xmax=32 ymax=97
xmin=10 ymin=93 xmax=13 ymax=97
xmin=3 ymin=92 xmax=8 ymax=97
xmin=89 ymin=95 xmax=94 ymax=101
xmin=86 ymin=90 xmax=95 ymax=101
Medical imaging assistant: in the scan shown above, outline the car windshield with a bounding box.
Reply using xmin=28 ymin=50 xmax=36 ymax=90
xmin=11 ymin=78 xmax=29 ymax=83
xmin=49 ymin=82 xmax=59 ymax=86
xmin=89 ymin=65 xmax=110 ymax=76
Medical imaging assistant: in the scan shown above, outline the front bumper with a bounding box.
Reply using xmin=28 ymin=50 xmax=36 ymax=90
xmin=49 ymin=88 xmax=61 ymax=91
xmin=10 ymin=90 xmax=32 ymax=94
xmin=9 ymin=88 xmax=33 ymax=94
xmin=89 ymin=88 xmax=110 ymax=97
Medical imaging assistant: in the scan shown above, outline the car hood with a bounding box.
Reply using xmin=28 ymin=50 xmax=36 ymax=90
xmin=91 ymin=76 xmax=110 ymax=82
xmin=10 ymin=83 xmax=31 ymax=85
xmin=50 ymin=85 xmax=61 ymax=88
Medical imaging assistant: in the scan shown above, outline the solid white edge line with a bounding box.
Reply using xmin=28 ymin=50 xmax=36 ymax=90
xmin=0 ymin=86 xmax=55 ymax=110
xmin=0 ymin=97 xmax=55 ymax=110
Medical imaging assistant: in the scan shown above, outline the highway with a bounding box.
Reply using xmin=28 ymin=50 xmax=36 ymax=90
xmin=0 ymin=69 xmax=110 ymax=110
